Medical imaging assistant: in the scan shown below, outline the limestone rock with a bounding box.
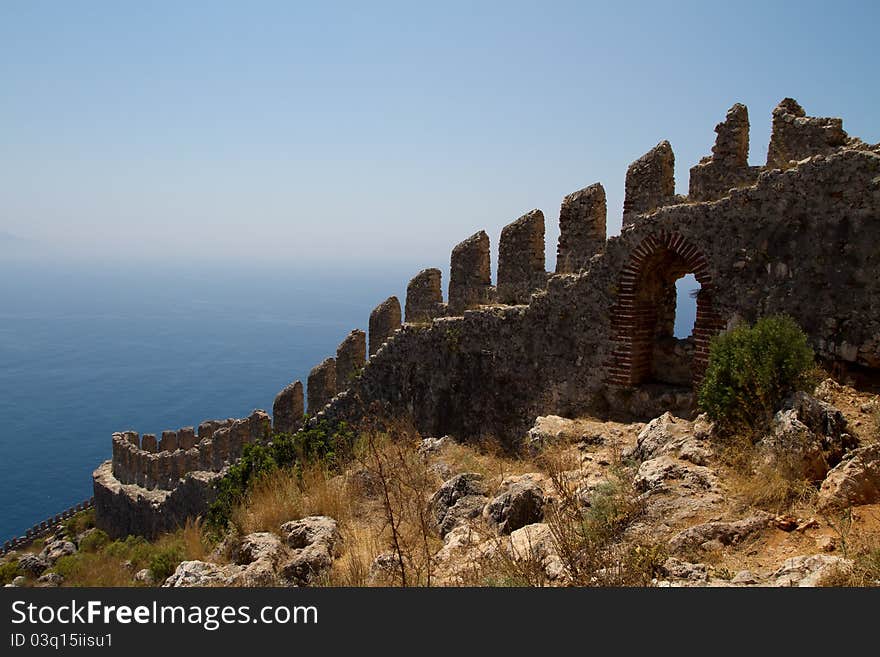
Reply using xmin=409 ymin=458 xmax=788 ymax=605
xmin=235 ymin=532 xmax=286 ymax=566
xmin=17 ymin=553 xmax=49 ymax=576
xmin=669 ymin=513 xmax=772 ymax=553
xmin=39 ymin=539 xmax=76 ymax=565
xmin=484 ymin=477 xmax=545 ymax=535
xmin=507 ymin=523 xmax=565 ymax=582
xmin=368 ymin=552 xmax=403 ymax=586
xmin=279 ymin=516 xmax=342 ymax=586
xmin=35 ymin=572 xmax=64 ymax=587
xmin=772 ymin=554 xmax=851 ymax=587
xmin=661 ymin=557 xmax=709 ymax=582
xmin=430 ymin=473 xmax=489 ymax=537
xmin=280 ymin=516 xmax=341 ymax=554
xmin=11 ymin=575 xmax=26 ymax=587
xmin=760 ymin=392 xmax=856 ymax=481
xmin=134 ymin=569 xmax=154 ymax=585
xmin=163 ymin=560 xmax=237 ymax=587
xmin=817 ymin=443 xmax=880 ymax=511
xmin=634 ymin=455 xmax=718 ymax=494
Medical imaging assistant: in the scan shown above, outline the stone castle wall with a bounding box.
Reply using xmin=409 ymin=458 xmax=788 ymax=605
xmin=110 ymin=410 xmax=270 ymax=491
xmin=93 ymin=98 xmax=880 ymax=538
xmin=309 ymin=100 xmax=879 ymax=445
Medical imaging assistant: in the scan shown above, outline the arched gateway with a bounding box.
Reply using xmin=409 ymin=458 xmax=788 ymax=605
xmin=607 ymin=231 xmax=726 ymax=387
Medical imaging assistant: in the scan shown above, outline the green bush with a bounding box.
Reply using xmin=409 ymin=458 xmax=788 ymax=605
xmin=206 ymin=421 xmax=355 ymax=534
xmin=149 ymin=546 xmax=183 ymax=582
xmin=78 ymin=529 xmax=111 ymax=553
xmin=0 ymin=560 xmax=22 ymax=585
xmin=62 ymin=509 xmax=95 ymax=541
xmin=698 ymin=314 xmax=814 ymax=433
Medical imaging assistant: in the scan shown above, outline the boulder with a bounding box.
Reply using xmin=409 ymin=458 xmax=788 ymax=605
xmin=430 ymin=473 xmax=488 ymax=537
xmin=235 ymin=532 xmax=286 ymax=566
xmin=368 ymin=552 xmax=404 ymax=586
xmin=484 ymin=477 xmax=545 ymax=535
xmin=760 ymin=392 xmax=856 ymax=481
xmin=669 ymin=513 xmax=772 ymax=553
xmin=817 ymin=443 xmax=880 ymax=511
xmin=507 ymin=523 xmax=565 ymax=581
xmin=17 ymin=553 xmax=49 ymax=576
xmin=629 ymin=412 xmax=713 ymax=466
xmin=11 ymin=576 xmax=26 ymax=587
xmin=163 ymin=560 xmax=238 ymax=587
xmin=38 ymin=540 xmax=76 ymax=565
xmin=661 ymin=557 xmax=709 ymax=582
xmin=280 ymin=516 xmax=342 ymax=554
xmin=35 ymin=572 xmax=64 ymax=587
xmin=418 ymin=436 xmax=451 ymax=455
xmin=279 ymin=516 xmax=342 ymax=586
xmin=134 ymin=569 xmax=154 ymax=585
xmin=634 ymin=456 xmax=718 ymax=493
xmin=773 ymin=554 xmax=851 ymax=587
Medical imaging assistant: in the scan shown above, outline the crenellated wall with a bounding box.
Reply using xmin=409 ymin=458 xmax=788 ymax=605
xmin=93 ymin=97 xmax=880 ymax=539
xmin=308 ymin=100 xmax=880 ymax=445
xmin=109 ymin=410 xmax=271 ymax=491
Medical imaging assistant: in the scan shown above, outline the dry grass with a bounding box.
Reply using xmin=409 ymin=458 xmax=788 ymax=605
xmin=717 ymin=433 xmax=815 ymax=514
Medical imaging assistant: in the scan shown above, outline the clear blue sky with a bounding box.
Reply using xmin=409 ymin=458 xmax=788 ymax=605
xmin=2 ymin=1 xmax=878 ymax=272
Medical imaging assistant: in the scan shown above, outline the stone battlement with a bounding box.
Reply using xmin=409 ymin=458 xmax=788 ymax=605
xmin=93 ymin=97 xmax=880 ymax=539
xmin=110 ymin=410 xmax=271 ymax=491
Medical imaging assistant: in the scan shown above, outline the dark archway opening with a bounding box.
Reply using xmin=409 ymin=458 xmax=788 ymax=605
xmin=608 ymin=232 xmax=722 ymax=389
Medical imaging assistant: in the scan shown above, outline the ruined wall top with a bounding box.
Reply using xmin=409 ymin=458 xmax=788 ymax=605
xmin=307 ymin=357 xmax=337 ymax=414
xmin=556 ymin=182 xmax=606 ymax=274
xmin=623 ymin=140 xmax=675 ymax=227
xmin=766 ymin=98 xmax=848 ymax=168
xmin=497 ymin=209 xmax=546 ymax=305
xmin=405 ymin=268 xmax=444 ymax=324
xmin=336 ymin=329 xmax=366 ymax=390
xmin=448 ymin=230 xmax=492 ymax=315
xmin=369 ymin=296 xmax=402 ymax=356
xmin=711 ymin=102 xmax=749 ymax=166
xmin=110 ymin=410 xmax=271 ymax=491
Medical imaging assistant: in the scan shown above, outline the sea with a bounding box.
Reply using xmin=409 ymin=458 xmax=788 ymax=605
xmin=0 ymin=260 xmax=698 ymax=542
xmin=0 ymin=259 xmax=412 ymax=542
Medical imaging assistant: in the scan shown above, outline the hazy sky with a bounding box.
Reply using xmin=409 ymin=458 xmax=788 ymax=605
xmin=2 ymin=1 xmax=878 ymax=272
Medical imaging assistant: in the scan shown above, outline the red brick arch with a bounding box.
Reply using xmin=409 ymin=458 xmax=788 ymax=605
xmin=607 ymin=231 xmax=725 ymax=386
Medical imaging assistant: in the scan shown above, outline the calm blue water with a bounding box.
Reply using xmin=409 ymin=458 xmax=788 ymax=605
xmin=0 ymin=261 xmax=411 ymax=542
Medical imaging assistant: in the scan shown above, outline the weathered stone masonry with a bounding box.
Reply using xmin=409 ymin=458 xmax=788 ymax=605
xmin=556 ymin=183 xmax=606 ymax=274
xmin=497 ymin=209 xmax=547 ymax=304
xmin=314 ymin=99 xmax=879 ymax=445
xmin=94 ymin=98 xmax=880 ymax=538
xmin=369 ymin=296 xmax=402 ymax=357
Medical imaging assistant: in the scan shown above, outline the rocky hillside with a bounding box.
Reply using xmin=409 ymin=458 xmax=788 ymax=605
xmin=6 ymin=378 xmax=877 ymax=588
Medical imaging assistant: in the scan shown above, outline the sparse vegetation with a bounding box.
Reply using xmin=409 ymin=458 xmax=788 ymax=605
xmin=0 ymin=559 xmax=23 ymax=585
xmin=48 ymin=518 xmax=210 ymax=586
xmin=698 ymin=314 xmax=814 ymax=434
xmin=62 ymin=509 xmax=95 ymax=540
xmin=207 ymin=421 xmax=356 ymax=534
